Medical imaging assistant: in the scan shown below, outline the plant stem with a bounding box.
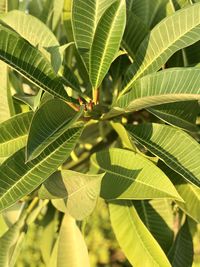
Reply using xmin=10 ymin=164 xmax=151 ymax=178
xmin=93 ymin=88 xmax=99 ymax=104
xmin=66 ymin=101 xmax=80 ymax=111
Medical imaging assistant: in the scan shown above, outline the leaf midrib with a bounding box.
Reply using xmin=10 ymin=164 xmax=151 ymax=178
xmin=125 ymin=204 xmax=165 ymax=267
xmin=91 ymin=157 xmax=178 ymax=197
xmin=91 ymin=1 xmax=122 ymax=88
xmin=147 ymin=108 xmax=197 ymax=130
xmin=0 ymin=135 xmax=27 ymax=157
xmin=0 ymin=129 xmax=82 ymax=206
xmin=122 ymin=6 xmax=200 ymax=94
xmin=130 ymin=131 xmax=200 ymax=186
xmin=123 ymin=93 xmax=200 ymax=111
xmin=28 ymin=117 xmax=72 ymax=160
xmin=65 ymin=176 xmax=102 ymax=199
xmin=0 ymin=52 xmax=65 ymax=100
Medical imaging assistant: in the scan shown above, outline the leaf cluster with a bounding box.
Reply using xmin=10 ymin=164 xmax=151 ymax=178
xmin=0 ymin=0 xmax=200 ymax=266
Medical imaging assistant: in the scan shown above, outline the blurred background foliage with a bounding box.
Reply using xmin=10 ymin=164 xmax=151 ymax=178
xmin=15 ymin=200 xmax=132 ymax=267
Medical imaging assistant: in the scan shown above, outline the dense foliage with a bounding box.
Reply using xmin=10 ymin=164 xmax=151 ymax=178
xmin=0 ymin=0 xmax=200 ymax=266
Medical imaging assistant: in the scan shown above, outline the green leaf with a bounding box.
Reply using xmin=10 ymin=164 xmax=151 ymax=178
xmin=0 ymin=61 xmax=14 ymax=123
xmin=169 ymin=0 xmax=189 ymax=11
xmin=1 ymin=10 xmax=61 ymax=72
xmin=121 ymin=3 xmax=200 ymax=95
xmin=188 ymin=219 xmax=200 ymax=267
xmin=110 ymin=121 xmax=136 ymax=150
xmin=52 ymin=199 xmax=66 ymax=213
xmin=39 ymin=172 xmax=67 ymax=199
xmin=62 ymin=171 xmax=103 ymax=221
xmin=26 ymin=99 xmax=83 ymax=161
xmin=0 ymin=5 xmax=14 ymax=122
xmin=91 ymin=148 xmax=182 ymax=200
xmin=39 ymin=170 xmax=104 ymax=220
xmin=0 ymin=24 xmax=74 ymax=102
xmin=0 ymin=112 xmax=33 ymax=162
xmin=89 ymin=0 xmax=126 ymax=89
xmin=122 ymin=11 xmax=149 ymax=59
xmin=0 ymin=216 xmax=25 ymax=267
xmin=61 ymin=61 xmax=82 ymax=93
xmin=176 ymin=184 xmax=200 ymax=224
xmin=112 ymin=68 xmax=200 ymax=116
xmin=134 ymin=200 xmax=174 ymax=253
xmin=147 ymin=101 xmax=199 ymax=132
xmin=126 ymin=123 xmax=200 ymax=187
xmin=2 ymin=202 xmax=24 ymax=227
xmin=0 ymin=125 xmax=83 ymax=212
xmin=72 ymin=0 xmax=116 ymax=68
xmin=14 ymin=89 xmax=43 ymax=111
xmin=159 ymin=161 xmax=200 ymax=223
xmin=168 ymin=219 xmax=193 ymax=267
xmin=57 ymin=214 xmax=90 ymax=267
xmin=126 ymin=0 xmax=172 ymax=29
xmin=109 ymin=200 xmax=171 ymax=267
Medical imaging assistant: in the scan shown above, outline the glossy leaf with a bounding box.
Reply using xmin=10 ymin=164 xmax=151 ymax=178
xmin=176 ymin=184 xmax=200 ymax=224
xmin=126 ymin=0 xmax=172 ymax=29
xmin=1 ymin=10 xmax=61 ymax=72
xmin=39 ymin=172 xmax=67 ymax=199
xmin=57 ymin=214 xmax=90 ymax=267
xmin=0 ymin=2 xmax=13 ymax=123
xmin=110 ymin=121 xmax=136 ymax=150
xmin=127 ymin=123 xmax=200 ymax=187
xmin=111 ymin=68 xmax=200 ymax=117
xmin=159 ymin=161 xmax=200 ymax=223
xmin=91 ymin=148 xmax=182 ymax=200
xmin=0 ymin=62 xmax=14 ymax=123
xmin=134 ymin=200 xmax=174 ymax=253
xmin=90 ymin=0 xmax=126 ymax=89
xmin=0 ymin=125 xmax=83 ymax=212
xmin=122 ymin=11 xmax=149 ymax=59
xmin=26 ymin=99 xmax=83 ymax=161
xmin=109 ymin=200 xmax=171 ymax=267
xmin=121 ymin=3 xmax=200 ymax=94
xmin=150 ymin=199 xmax=174 ymax=233
xmin=0 ymin=112 xmax=33 ymax=162
xmin=72 ymin=0 xmax=116 ymax=68
xmin=60 ymin=170 xmax=103 ymax=221
xmin=39 ymin=170 xmax=104 ymax=220
xmin=0 ymin=24 xmax=74 ymax=102
xmin=168 ymin=219 xmax=193 ymax=267
xmin=147 ymin=101 xmax=199 ymax=132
